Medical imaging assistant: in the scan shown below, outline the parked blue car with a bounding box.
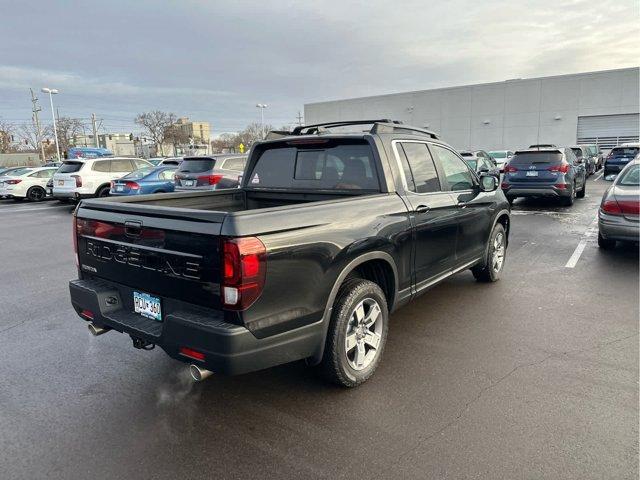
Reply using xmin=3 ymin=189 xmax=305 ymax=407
xmin=109 ymin=166 xmax=177 ymax=196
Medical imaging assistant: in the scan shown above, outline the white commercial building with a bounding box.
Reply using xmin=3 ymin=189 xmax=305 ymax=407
xmin=304 ymin=67 xmax=639 ymax=151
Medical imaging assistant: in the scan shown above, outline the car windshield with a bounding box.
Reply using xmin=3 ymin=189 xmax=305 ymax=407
xmin=58 ymin=162 xmax=84 ymax=174
xmin=617 ymin=165 xmax=640 ymax=186
xmin=124 ymin=167 xmax=155 ymax=180
xmin=510 ymin=152 xmax=563 ymax=165
xmin=489 ymin=151 xmax=506 ymax=158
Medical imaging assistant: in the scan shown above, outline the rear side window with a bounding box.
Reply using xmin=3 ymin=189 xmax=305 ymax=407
xmin=220 ymin=157 xmax=246 ymax=171
xmin=249 ymin=141 xmax=379 ymax=191
xmin=111 ymin=159 xmax=134 ymax=172
xmin=510 ymin=152 xmax=563 ymax=165
xmin=58 ymin=162 xmax=83 ymax=174
xmin=178 ymin=158 xmax=216 ymax=173
xmin=398 ymin=142 xmax=440 ymax=193
xmin=92 ymin=161 xmax=111 ymax=172
xmin=431 ymin=145 xmax=475 ymax=191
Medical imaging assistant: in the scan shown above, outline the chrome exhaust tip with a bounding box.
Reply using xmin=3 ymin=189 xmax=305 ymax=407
xmin=88 ymin=323 xmax=110 ymax=336
xmin=189 ymin=364 xmax=213 ymax=382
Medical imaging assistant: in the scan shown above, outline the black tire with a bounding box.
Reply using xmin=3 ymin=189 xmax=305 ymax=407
xmin=576 ymin=179 xmax=586 ymax=198
xmin=96 ymin=186 xmax=110 ymax=198
xmin=598 ymin=232 xmax=616 ymax=250
xmin=26 ymin=186 xmax=46 ymax=202
xmin=319 ymin=278 xmax=389 ymax=388
xmin=561 ymin=184 xmax=575 ymax=206
xmin=471 ymin=223 xmax=506 ymax=282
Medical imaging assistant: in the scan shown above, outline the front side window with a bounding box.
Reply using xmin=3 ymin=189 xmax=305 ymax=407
xmin=431 ymin=145 xmax=475 ymax=191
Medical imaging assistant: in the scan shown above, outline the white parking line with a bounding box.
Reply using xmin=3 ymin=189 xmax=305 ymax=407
xmin=593 ymin=171 xmax=604 ymax=181
xmin=565 ymin=215 xmax=598 ymax=268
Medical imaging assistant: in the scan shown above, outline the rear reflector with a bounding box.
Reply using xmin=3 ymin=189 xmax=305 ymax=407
xmin=504 ymin=165 xmax=517 ymax=173
xmin=179 ymin=347 xmax=205 ymax=361
xmin=80 ymin=309 xmax=94 ymax=320
xmin=555 ymin=183 xmax=568 ymax=189
xmin=500 ymin=182 xmax=509 ymax=189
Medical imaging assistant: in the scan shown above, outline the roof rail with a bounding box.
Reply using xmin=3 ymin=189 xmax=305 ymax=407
xmin=286 ymin=119 xmax=439 ymax=139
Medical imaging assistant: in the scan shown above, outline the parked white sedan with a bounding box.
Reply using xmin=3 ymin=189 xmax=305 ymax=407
xmin=0 ymin=166 xmax=58 ymax=201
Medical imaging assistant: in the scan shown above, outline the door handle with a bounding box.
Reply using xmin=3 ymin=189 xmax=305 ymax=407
xmin=457 ymin=202 xmax=467 ymax=209
xmin=414 ymin=205 xmax=430 ymax=213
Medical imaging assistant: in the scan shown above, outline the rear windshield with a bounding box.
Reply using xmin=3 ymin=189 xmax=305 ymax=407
xmin=489 ymin=151 xmax=506 ymax=159
xmin=58 ymin=162 xmax=84 ymax=174
xmin=571 ymin=148 xmax=583 ymax=158
xmin=610 ymin=147 xmax=639 ymax=158
xmin=617 ymin=165 xmax=640 ymax=186
xmin=248 ymin=140 xmax=380 ymax=191
xmin=510 ymin=152 xmax=562 ymax=165
xmin=460 ymin=152 xmax=473 ymax=157
xmin=178 ymin=158 xmax=216 ymax=173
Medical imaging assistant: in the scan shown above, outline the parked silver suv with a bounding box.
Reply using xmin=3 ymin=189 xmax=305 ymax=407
xmin=174 ymin=155 xmax=248 ymax=190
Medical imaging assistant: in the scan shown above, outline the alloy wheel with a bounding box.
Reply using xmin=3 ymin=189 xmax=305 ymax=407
xmin=492 ymin=232 xmax=505 ymax=273
xmin=344 ymin=298 xmax=383 ymax=371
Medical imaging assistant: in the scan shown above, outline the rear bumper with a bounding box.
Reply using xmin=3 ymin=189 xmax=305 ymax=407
xmin=502 ymin=185 xmax=571 ymax=198
xmin=69 ymin=278 xmax=323 ymax=375
xmin=599 ymin=212 xmax=639 ymax=242
xmin=53 ymin=190 xmax=93 ymax=200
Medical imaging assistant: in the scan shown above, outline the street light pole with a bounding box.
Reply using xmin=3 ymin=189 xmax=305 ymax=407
xmin=256 ymin=103 xmax=268 ymax=139
xmin=42 ymin=87 xmax=60 ymax=162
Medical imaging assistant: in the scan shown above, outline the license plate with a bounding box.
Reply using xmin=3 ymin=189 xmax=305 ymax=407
xmin=133 ymin=291 xmax=162 ymax=321
xmin=116 ymin=185 xmax=124 ymax=192
xmin=184 ymin=180 xmax=195 ymax=186
xmin=58 ymin=180 xmax=64 ymax=186
xmin=526 ymin=171 xmax=538 ymax=177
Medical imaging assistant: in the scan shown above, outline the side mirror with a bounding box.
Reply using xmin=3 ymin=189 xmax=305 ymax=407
xmin=480 ymin=173 xmax=498 ymax=192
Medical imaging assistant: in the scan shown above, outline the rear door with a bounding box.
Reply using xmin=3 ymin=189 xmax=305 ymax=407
xmin=430 ymin=143 xmax=491 ymax=265
xmin=393 ymin=140 xmax=458 ymax=290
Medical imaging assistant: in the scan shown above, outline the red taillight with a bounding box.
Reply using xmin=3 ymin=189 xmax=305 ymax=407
xmin=221 ymin=237 xmax=266 ymax=310
xmin=618 ymin=200 xmax=640 ymax=215
xmin=6 ymin=179 xmax=22 ymax=185
xmin=80 ymin=309 xmax=94 ymax=320
xmin=71 ymin=174 xmax=82 ymax=187
xmin=504 ymin=165 xmax=517 ymax=173
xmin=199 ymin=174 xmax=223 ymax=185
xmin=555 ymin=183 xmax=568 ymax=189
xmin=548 ymin=163 xmax=570 ymax=173
xmin=110 ymin=181 xmax=114 ymax=189
xmin=179 ymin=346 xmax=206 ymax=361
xmin=601 ymin=200 xmax=622 ymax=214
xmin=125 ymin=181 xmax=139 ymax=190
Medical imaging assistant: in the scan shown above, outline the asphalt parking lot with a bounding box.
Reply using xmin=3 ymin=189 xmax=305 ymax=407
xmin=0 ymin=174 xmax=637 ymax=480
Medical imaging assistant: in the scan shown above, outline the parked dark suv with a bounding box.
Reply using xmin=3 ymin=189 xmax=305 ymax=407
xmin=570 ymin=145 xmax=596 ymax=176
xmin=604 ymin=144 xmax=639 ymax=178
xmin=174 ymin=154 xmax=248 ymax=190
xmin=502 ymin=147 xmax=587 ymax=206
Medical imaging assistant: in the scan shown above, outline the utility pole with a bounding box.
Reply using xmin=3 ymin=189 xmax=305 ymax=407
xmin=91 ymin=113 xmax=99 ymax=147
xmin=30 ymin=88 xmax=45 ymax=162
xmin=296 ymin=111 xmax=303 ymax=126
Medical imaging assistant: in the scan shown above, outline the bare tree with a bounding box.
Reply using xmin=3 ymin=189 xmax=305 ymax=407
xmin=18 ymin=122 xmax=52 ymax=151
xmin=164 ymin=123 xmax=190 ymax=155
xmin=211 ymin=133 xmax=238 ymax=153
xmin=134 ymin=111 xmax=177 ymax=155
xmin=0 ymin=120 xmax=16 ymax=153
xmin=53 ymin=117 xmax=85 ymax=156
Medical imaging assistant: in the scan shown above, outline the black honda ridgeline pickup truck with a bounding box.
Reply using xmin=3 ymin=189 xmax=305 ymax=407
xmin=69 ymin=120 xmax=510 ymax=387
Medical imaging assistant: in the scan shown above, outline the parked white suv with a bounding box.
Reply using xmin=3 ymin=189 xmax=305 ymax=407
xmin=0 ymin=166 xmax=58 ymax=201
xmin=52 ymin=157 xmax=151 ymax=201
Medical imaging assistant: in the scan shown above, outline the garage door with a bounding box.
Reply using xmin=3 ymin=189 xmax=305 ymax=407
xmin=577 ymin=114 xmax=639 ymax=149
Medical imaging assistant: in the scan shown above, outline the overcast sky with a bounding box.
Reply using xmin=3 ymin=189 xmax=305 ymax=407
xmin=0 ymin=0 xmax=638 ymax=136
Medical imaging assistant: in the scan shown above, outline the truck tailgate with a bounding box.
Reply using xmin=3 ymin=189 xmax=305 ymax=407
xmin=75 ymin=201 xmax=225 ymax=310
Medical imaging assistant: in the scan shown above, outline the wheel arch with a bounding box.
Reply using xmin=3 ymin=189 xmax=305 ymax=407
xmin=95 ymin=183 xmax=111 ymax=197
xmin=308 ymin=251 xmax=399 ymax=365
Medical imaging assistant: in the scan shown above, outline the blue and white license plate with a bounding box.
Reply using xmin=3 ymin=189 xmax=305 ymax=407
xmin=133 ymin=291 xmax=162 ymax=321
xmin=116 ymin=185 xmax=124 ymax=192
